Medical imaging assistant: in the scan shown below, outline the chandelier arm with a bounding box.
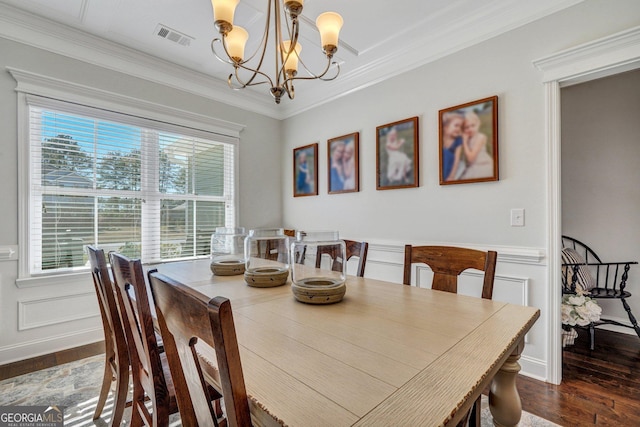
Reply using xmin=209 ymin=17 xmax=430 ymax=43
xmin=317 ymin=61 xmax=341 ymax=82
xmin=273 ymin=0 xmax=286 ymax=89
xmin=217 ymin=28 xmax=271 ymax=88
xmin=283 ymin=11 xmax=300 ymax=78
xmin=230 ymin=63 xmax=276 ymax=89
xmin=287 ymin=56 xmax=340 ymax=83
xmin=211 ymin=39 xmax=238 ymax=66
xmin=286 ymin=83 xmax=295 ymax=100
xmin=237 ymin=0 xmax=273 ymax=71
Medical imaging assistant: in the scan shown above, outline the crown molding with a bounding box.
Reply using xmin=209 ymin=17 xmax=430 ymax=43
xmin=0 ymin=3 xmax=283 ymax=119
xmin=533 ymin=25 xmax=640 ymax=85
xmin=1 ymin=1 xmax=584 ymax=120
xmin=275 ymin=0 xmax=585 ymax=118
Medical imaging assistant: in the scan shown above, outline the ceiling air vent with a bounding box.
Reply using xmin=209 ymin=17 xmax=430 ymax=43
xmin=155 ymin=24 xmax=193 ymax=47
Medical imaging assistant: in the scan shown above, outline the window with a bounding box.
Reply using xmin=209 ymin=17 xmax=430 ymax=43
xmin=24 ymin=98 xmax=237 ymax=275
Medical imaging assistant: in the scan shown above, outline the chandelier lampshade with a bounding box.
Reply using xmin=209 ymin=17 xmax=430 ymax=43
xmin=225 ymin=26 xmax=248 ymax=61
xmin=281 ymin=40 xmax=302 ymax=75
xmin=210 ymin=0 xmax=343 ymax=104
xmin=316 ymin=12 xmax=343 ymax=55
xmin=212 ymin=0 xmax=240 ymax=34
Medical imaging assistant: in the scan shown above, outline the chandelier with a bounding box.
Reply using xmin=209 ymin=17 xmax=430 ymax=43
xmin=210 ymin=0 xmax=343 ymax=104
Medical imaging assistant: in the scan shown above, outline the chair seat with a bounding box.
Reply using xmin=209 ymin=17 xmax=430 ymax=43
xmin=589 ymin=287 xmax=632 ymax=299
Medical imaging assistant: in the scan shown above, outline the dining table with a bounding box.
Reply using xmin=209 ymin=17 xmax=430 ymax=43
xmin=153 ymin=258 xmax=540 ymax=427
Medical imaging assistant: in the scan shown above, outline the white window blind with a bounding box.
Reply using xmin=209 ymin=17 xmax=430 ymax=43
xmin=26 ymin=98 xmax=237 ymax=275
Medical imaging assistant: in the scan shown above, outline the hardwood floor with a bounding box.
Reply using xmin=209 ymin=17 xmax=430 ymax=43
xmin=518 ymin=328 xmax=640 ymax=426
xmin=2 ymin=330 xmax=639 ymax=426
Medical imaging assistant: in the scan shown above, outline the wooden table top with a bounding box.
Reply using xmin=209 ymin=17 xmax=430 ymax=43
xmin=153 ymin=259 xmax=540 ymax=427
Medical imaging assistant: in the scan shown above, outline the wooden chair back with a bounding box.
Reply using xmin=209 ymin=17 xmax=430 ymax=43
xmin=403 ymin=244 xmax=497 ymax=426
xmin=109 ymin=252 xmax=172 ymax=426
xmin=87 ymin=246 xmax=129 ymax=426
xmin=147 ymin=271 xmax=252 ymax=427
xmin=315 ymin=240 xmax=369 ymax=277
xmin=254 ymin=239 xmax=288 ymax=264
xmin=403 ymin=245 xmax=497 ymax=299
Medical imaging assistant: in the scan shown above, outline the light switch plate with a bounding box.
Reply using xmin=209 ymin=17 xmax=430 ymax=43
xmin=510 ymin=209 xmax=525 ymax=227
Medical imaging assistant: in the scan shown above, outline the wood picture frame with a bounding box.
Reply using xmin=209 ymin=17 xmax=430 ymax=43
xmin=293 ymin=143 xmax=318 ymax=197
xmin=376 ymin=116 xmax=419 ymax=190
xmin=439 ymin=96 xmax=498 ymax=185
xmin=328 ymin=132 xmax=359 ymax=194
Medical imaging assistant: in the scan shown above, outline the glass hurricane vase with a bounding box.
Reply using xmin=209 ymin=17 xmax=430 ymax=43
xmin=244 ymin=228 xmax=290 ymax=287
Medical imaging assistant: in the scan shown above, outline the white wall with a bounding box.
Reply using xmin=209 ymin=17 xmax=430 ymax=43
xmin=282 ymin=0 xmax=640 ymax=381
xmin=0 ymin=37 xmax=282 ymax=364
xmin=562 ymin=69 xmax=640 ymax=327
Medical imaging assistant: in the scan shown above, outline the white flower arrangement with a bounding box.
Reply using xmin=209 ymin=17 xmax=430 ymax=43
xmin=561 ymin=293 xmax=602 ymax=327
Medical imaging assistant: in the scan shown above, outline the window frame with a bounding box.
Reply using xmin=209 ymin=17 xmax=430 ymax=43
xmin=11 ymin=68 xmax=244 ymax=285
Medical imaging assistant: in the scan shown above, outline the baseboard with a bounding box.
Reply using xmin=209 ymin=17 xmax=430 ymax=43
xmin=519 ymin=354 xmax=548 ymax=382
xmin=0 ymin=327 xmax=103 ymax=367
xmin=0 ymin=340 xmax=104 ymax=381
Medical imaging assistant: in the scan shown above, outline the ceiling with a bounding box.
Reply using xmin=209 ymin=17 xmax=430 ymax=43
xmin=0 ymin=0 xmax=582 ymax=119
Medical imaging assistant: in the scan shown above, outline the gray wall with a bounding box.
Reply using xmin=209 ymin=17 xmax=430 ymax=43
xmin=281 ymin=0 xmax=640 ymax=380
xmin=0 ymin=37 xmax=282 ymax=363
xmin=562 ymin=69 xmax=640 ymax=325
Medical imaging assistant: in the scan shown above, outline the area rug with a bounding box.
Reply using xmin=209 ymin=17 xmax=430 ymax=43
xmin=0 ymin=355 xmax=560 ymax=426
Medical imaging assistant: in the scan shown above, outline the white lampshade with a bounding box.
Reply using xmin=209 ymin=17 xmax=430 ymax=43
xmin=211 ymin=0 xmax=240 ymax=25
xmin=226 ymin=26 xmax=248 ymax=61
xmin=282 ymin=40 xmax=302 ymax=74
xmin=316 ymin=12 xmax=343 ymax=50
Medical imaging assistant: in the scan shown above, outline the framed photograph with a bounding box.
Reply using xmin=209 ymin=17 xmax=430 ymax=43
xmin=376 ymin=117 xmax=419 ymax=190
xmin=439 ymin=96 xmax=498 ymax=185
xmin=328 ymin=132 xmax=359 ymax=194
xmin=293 ymin=143 xmax=318 ymax=197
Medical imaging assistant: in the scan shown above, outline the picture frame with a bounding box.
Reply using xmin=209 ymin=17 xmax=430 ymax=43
xmin=328 ymin=132 xmax=359 ymax=194
xmin=438 ymin=96 xmax=498 ymax=185
xmin=293 ymin=143 xmax=318 ymax=197
xmin=376 ymin=116 xmax=419 ymax=190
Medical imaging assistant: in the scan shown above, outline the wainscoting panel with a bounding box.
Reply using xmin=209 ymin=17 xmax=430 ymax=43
xmin=18 ymin=292 xmax=98 ymax=331
xmin=414 ymin=267 xmax=528 ymax=303
xmin=363 ymin=241 xmax=542 ymax=287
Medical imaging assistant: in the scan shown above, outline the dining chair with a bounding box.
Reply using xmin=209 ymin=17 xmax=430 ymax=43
xmin=147 ymin=270 xmax=252 ymax=427
xmin=109 ymin=252 xmax=175 ymax=427
xmin=403 ymin=244 xmax=498 ymax=427
xmin=87 ymin=246 xmax=129 ymax=427
xmin=403 ymin=245 xmax=497 ymax=299
xmin=315 ymin=239 xmax=369 ymax=277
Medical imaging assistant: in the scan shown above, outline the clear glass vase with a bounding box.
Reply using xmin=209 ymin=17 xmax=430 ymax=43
xmin=210 ymin=227 xmax=247 ymax=275
xmin=244 ymin=228 xmax=290 ymax=287
xmin=290 ymin=231 xmax=346 ymax=287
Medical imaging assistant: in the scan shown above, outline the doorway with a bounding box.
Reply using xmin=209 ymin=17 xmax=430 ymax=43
xmin=534 ymin=26 xmax=640 ymax=385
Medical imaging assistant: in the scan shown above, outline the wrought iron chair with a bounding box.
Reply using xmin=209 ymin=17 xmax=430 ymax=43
xmin=561 ymin=235 xmax=640 ymax=349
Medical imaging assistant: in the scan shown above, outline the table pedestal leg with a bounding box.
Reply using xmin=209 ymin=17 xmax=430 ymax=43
xmin=489 ymin=339 xmax=524 ymax=427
